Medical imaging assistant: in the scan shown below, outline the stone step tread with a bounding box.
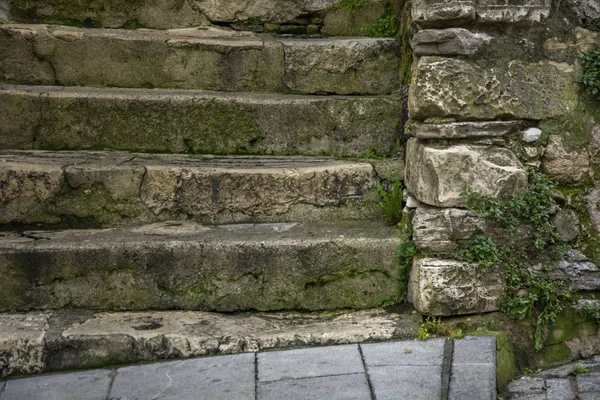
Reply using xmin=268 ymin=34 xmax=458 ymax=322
xmin=0 ymin=84 xmax=402 ymax=156
xmin=0 ymin=24 xmax=400 ymax=94
xmin=0 ymin=150 xmax=400 ymax=226
xmin=0 ymin=308 xmax=422 ymax=377
xmin=0 ymin=220 xmax=403 ymax=312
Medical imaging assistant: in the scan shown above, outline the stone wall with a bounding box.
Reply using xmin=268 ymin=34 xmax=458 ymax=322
xmin=405 ymin=0 xmax=600 ymax=316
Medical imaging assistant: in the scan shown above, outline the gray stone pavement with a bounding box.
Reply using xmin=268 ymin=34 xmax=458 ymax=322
xmin=0 ymin=337 xmax=496 ymax=400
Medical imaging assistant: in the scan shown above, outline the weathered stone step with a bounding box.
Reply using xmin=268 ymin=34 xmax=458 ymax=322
xmin=0 ymin=150 xmax=402 ymax=226
xmin=0 ymin=24 xmax=400 ymax=94
xmin=3 ymin=0 xmax=392 ymax=36
xmin=0 ymin=220 xmax=404 ymax=312
xmin=0 ymin=308 xmax=421 ymax=377
xmin=0 ymin=85 xmax=402 ymax=156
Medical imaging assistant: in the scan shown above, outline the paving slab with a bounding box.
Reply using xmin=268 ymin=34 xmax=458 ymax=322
xmin=360 ymin=337 xmax=446 ymax=366
xmin=367 ymin=364 xmax=443 ymax=400
xmin=110 ymin=354 xmax=255 ymax=400
xmin=258 ymin=344 xmax=363 ymax=382
xmin=546 ymin=378 xmax=575 ymax=400
xmin=449 ymin=336 xmax=496 ymax=400
xmin=257 ymin=373 xmax=372 ymax=400
xmin=1 ymin=369 xmax=112 ymax=400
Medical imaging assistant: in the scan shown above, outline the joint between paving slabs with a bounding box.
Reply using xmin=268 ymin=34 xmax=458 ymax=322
xmin=441 ymin=338 xmax=454 ymax=400
xmin=358 ymin=344 xmax=376 ymax=400
xmin=254 ymin=352 xmax=258 ymax=400
xmin=105 ymin=369 xmax=117 ymax=400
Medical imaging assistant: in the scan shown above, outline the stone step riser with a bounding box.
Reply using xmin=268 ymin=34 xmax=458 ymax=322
xmin=0 ymin=221 xmax=402 ymax=313
xmin=4 ymin=0 xmax=392 ymax=35
xmin=0 ymin=151 xmax=397 ymax=226
xmin=0 ymin=25 xmax=400 ymax=95
xmin=0 ymin=85 xmax=402 ymax=156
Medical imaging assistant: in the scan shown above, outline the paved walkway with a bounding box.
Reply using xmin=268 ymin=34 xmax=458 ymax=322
xmin=0 ymin=337 xmax=496 ymax=400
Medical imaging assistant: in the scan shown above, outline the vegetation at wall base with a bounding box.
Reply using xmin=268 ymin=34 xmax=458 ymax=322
xmin=377 ymin=180 xmax=403 ymax=224
xmin=339 ymin=0 xmax=364 ymax=14
xmin=361 ymin=14 xmax=398 ymax=37
xmin=577 ymin=47 xmax=600 ymax=100
xmin=458 ymin=168 xmax=571 ymax=351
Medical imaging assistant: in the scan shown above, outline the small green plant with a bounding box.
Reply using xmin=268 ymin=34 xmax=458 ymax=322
xmin=570 ymin=365 xmax=591 ymax=375
xmin=584 ymin=303 xmax=600 ymax=321
xmin=577 ymin=47 xmax=600 ymax=100
xmin=452 ymin=235 xmax=502 ymax=271
xmin=339 ymin=0 xmax=363 ymax=14
xmin=377 ymin=181 xmax=403 ymax=224
xmin=397 ymin=240 xmax=418 ymax=301
xmin=417 ymin=317 xmax=442 ymax=340
xmin=361 ymin=14 xmax=398 ymax=37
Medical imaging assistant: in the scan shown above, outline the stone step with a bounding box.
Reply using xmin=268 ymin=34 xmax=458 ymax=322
xmin=4 ymin=0 xmax=393 ymax=36
xmin=0 ymin=150 xmax=404 ymax=226
xmin=0 ymin=84 xmax=402 ymax=156
xmin=0 ymin=24 xmax=400 ymax=94
xmin=0 ymin=308 xmax=421 ymax=377
xmin=0 ymin=220 xmax=404 ymax=312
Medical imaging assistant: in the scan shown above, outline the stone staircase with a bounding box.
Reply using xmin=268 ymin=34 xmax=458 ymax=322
xmin=0 ymin=0 xmax=411 ymax=378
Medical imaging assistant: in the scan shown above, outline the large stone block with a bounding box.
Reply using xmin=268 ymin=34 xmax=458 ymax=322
xmin=412 ymin=205 xmax=529 ymax=253
xmin=542 ymin=135 xmax=593 ymax=185
xmin=409 ymin=57 xmax=578 ymax=121
xmin=412 ymin=28 xmax=492 ymax=56
xmin=0 ymin=313 xmax=48 ymax=377
xmin=0 ymin=85 xmax=402 ymax=156
xmin=0 ymin=24 xmax=400 ymax=95
xmin=476 ymin=0 xmax=552 ymax=22
xmin=408 ymin=120 xmax=519 ymax=139
xmin=408 ymin=257 xmax=505 ymax=316
xmin=404 ymin=138 xmax=528 ymax=208
xmin=0 ymin=151 xmax=382 ymax=226
xmin=412 ymin=0 xmax=476 ymax=26
xmin=0 ymin=221 xmax=401 ymax=312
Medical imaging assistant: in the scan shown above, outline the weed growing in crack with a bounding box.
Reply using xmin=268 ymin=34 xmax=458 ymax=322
xmin=377 ymin=180 xmax=403 ymax=224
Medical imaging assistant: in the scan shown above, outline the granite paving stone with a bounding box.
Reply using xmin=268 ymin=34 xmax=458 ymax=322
xmin=452 ymin=336 xmax=496 ymax=365
xmin=579 ymin=392 xmax=600 ymax=400
xmin=257 ymin=373 xmax=372 ymax=400
xmin=0 ymin=369 xmax=111 ymax=400
xmin=360 ymin=338 xmax=446 ymax=366
xmin=367 ymin=365 xmax=443 ymax=400
xmin=109 ymin=354 xmax=255 ymax=400
xmin=257 ymin=344 xmax=364 ymax=382
xmin=448 ymin=363 xmax=496 ymax=400
xmin=577 ymin=372 xmax=600 ymax=393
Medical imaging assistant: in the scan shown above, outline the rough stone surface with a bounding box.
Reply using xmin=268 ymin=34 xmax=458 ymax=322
xmin=0 ymin=308 xmax=420 ymax=376
xmin=412 ymin=28 xmax=492 ymax=56
xmin=321 ymin=0 xmax=388 ymax=36
xmin=0 ymin=24 xmax=400 ymax=95
xmin=531 ymin=250 xmax=600 ymax=291
xmin=522 ymin=128 xmax=542 ymax=143
xmin=0 ymin=313 xmax=48 ymax=377
xmin=258 ymin=373 xmax=371 ymax=400
xmin=566 ymin=0 xmax=600 ymax=29
xmin=412 ymin=0 xmax=476 ymax=26
xmin=0 ymin=85 xmax=402 ymax=156
xmin=0 ymin=0 xmax=8 ymax=20
xmin=0 ymin=151 xmax=381 ymax=226
xmin=588 ymin=189 xmax=600 ymax=235
xmin=409 ymin=57 xmax=578 ymax=121
xmin=476 ymin=0 xmax=552 ymax=22
xmin=542 ymin=135 xmax=592 ymax=184
xmin=1 ymin=369 xmax=112 ymax=400
xmin=412 ymin=205 xmax=530 ymax=253
xmin=405 ymin=138 xmax=528 ymax=208
xmin=409 ymin=120 xmax=519 ymax=140
xmin=552 ymin=209 xmax=580 ymax=242
xmin=450 ymin=337 xmax=496 ymax=400
xmin=0 ymin=221 xmax=402 ymax=312
xmin=408 ymin=257 xmax=506 ymax=316
xmin=279 ymin=37 xmax=400 ymax=95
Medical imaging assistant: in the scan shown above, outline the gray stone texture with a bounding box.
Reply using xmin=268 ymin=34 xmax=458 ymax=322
xmin=409 ymin=57 xmax=578 ymax=121
xmin=412 ymin=28 xmax=492 ymax=56
xmin=552 ymin=209 xmax=580 ymax=242
xmin=0 ymin=151 xmax=382 ymax=226
xmin=412 ymin=205 xmax=530 ymax=253
xmin=0 ymin=313 xmax=48 ymax=377
xmin=408 ymin=120 xmax=519 ymax=140
xmin=405 ymin=138 xmax=528 ymax=208
xmin=258 ymin=374 xmax=372 ymax=400
xmin=589 ymin=189 xmax=600 ymax=235
xmin=409 ymin=257 xmax=506 ymax=316
xmin=1 ymin=369 xmax=112 ymax=400
xmin=0 ymin=24 xmax=400 ymax=95
xmin=531 ymin=250 xmax=600 ymax=291
xmin=0 ymin=221 xmax=402 ymax=312
xmin=110 ymin=354 xmax=255 ymax=400
xmin=566 ymin=0 xmax=600 ymax=29
xmin=258 ymin=345 xmax=363 ymax=382
xmin=0 ymin=0 xmax=8 ymax=20
xmin=546 ymin=378 xmax=576 ymax=400
xmin=361 ymin=338 xmax=446 ymax=366
xmin=0 ymin=85 xmax=402 ymax=156
xmin=450 ymin=337 xmax=496 ymax=400
xmin=0 ymin=309 xmax=421 ymax=377
xmin=412 ymin=0 xmax=551 ymax=26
